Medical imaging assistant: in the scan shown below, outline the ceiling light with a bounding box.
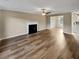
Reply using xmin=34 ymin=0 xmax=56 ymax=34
xmin=42 ymin=12 xmax=46 ymax=15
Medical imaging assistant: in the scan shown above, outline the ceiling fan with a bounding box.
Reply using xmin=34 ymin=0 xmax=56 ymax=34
xmin=41 ymin=8 xmax=51 ymax=15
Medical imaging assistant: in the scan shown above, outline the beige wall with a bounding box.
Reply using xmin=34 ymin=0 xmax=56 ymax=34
xmin=0 ymin=10 xmax=46 ymax=39
xmin=63 ymin=13 xmax=72 ymax=33
xmin=0 ymin=10 xmax=6 ymax=39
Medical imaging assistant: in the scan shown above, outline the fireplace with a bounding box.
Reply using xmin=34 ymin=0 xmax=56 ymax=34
xmin=28 ymin=24 xmax=37 ymax=34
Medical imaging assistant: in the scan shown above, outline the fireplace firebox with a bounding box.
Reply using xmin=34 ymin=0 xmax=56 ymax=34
xmin=29 ymin=24 xmax=37 ymax=34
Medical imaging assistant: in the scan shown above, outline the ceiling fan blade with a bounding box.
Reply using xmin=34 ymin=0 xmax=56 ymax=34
xmin=46 ymin=12 xmax=51 ymax=14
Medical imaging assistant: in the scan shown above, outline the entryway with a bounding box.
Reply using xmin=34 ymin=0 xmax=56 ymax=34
xmin=49 ymin=16 xmax=64 ymax=30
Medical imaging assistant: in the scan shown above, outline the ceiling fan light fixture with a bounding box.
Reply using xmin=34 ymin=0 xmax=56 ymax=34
xmin=41 ymin=8 xmax=51 ymax=16
xmin=41 ymin=9 xmax=47 ymax=16
xmin=42 ymin=13 xmax=46 ymax=15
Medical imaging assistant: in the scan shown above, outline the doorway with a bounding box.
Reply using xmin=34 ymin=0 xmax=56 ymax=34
xmin=50 ymin=16 xmax=64 ymax=29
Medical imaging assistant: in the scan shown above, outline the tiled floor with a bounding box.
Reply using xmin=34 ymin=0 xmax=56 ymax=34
xmin=0 ymin=29 xmax=79 ymax=59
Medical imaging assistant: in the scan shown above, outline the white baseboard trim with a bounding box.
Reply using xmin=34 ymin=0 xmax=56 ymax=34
xmin=1 ymin=33 xmax=27 ymax=40
xmin=64 ymin=32 xmax=73 ymax=35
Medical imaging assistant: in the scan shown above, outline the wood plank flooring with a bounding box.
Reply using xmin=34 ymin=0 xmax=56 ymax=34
xmin=0 ymin=29 xmax=79 ymax=59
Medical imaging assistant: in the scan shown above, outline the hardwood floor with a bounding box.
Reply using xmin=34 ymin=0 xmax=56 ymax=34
xmin=0 ymin=29 xmax=79 ymax=59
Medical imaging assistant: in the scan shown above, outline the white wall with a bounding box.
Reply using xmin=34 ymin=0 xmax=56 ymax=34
xmin=72 ymin=12 xmax=79 ymax=34
xmin=0 ymin=10 xmax=46 ymax=39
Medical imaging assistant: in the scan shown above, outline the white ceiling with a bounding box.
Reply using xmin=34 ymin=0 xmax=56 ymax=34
xmin=0 ymin=0 xmax=79 ymax=14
